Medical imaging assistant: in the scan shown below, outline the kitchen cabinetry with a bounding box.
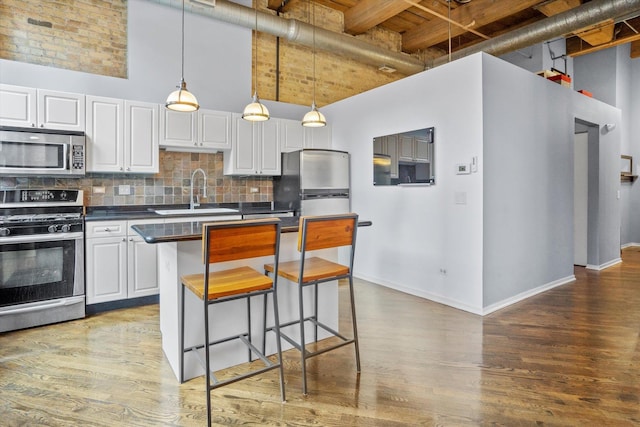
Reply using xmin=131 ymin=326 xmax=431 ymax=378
xmin=373 ymin=134 xmax=399 ymax=179
xmin=160 ymin=108 xmax=232 ymax=152
xmin=224 ymin=113 xmax=280 ymax=175
xmin=86 ymin=96 xmax=159 ymax=173
xmin=85 ymin=219 xmax=159 ymax=305
xmin=399 ymin=134 xmax=432 ymax=163
xmin=280 ymin=118 xmax=332 ymax=152
xmin=0 ymin=84 xmax=85 ymax=131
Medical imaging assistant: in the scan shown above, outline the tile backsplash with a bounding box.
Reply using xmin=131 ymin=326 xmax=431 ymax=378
xmin=0 ymin=151 xmax=273 ymax=207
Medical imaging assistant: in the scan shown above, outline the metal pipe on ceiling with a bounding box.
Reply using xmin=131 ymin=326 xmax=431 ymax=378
xmin=148 ymin=0 xmax=425 ymax=75
xmin=431 ymin=0 xmax=640 ymax=68
xmin=148 ymin=0 xmax=640 ymax=76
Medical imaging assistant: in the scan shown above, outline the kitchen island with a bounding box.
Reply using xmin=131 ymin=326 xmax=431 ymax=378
xmin=132 ymin=217 xmax=370 ymax=382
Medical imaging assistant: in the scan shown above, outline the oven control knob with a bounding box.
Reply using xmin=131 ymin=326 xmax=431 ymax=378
xmin=48 ymin=225 xmax=58 ymax=233
xmin=0 ymin=227 xmax=10 ymax=237
xmin=61 ymin=224 xmax=71 ymax=233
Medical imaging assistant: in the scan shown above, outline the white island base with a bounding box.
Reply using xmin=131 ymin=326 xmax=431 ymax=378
xmin=157 ymin=232 xmax=339 ymax=382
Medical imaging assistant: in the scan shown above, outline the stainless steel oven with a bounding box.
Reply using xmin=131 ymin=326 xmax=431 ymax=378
xmin=0 ymin=126 xmax=85 ymax=176
xmin=0 ymin=189 xmax=85 ymax=333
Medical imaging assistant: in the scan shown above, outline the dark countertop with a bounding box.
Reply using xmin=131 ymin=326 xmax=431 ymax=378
xmin=85 ymin=202 xmax=292 ymax=221
xmin=131 ymin=217 xmax=372 ymax=243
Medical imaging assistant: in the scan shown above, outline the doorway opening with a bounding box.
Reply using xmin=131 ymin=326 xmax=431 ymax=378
xmin=574 ymin=118 xmax=599 ymax=267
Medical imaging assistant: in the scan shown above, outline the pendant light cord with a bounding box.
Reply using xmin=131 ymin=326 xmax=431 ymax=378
xmin=254 ymin=5 xmax=258 ymax=95
xmin=311 ymin=0 xmax=316 ymax=106
xmin=181 ymin=0 xmax=186 ymax=80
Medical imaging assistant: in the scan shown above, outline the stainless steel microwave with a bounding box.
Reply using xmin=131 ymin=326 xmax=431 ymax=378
xmin=0 ymin=127 xmax=85 ymax=176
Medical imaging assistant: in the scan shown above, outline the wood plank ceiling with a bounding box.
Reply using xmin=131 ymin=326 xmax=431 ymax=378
xmin=267 ymin=0 xmax=640 ymax=60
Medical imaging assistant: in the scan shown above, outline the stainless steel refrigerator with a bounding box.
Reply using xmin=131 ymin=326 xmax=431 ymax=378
xmin=273 ymin=149 xmax=350 ymax=216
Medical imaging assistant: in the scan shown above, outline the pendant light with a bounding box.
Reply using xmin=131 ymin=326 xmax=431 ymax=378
xmin=165 ymin=0 xmax=199 ymax=112
xmin=242 ymin=4 xmax=269 ymax=121
xmin=302 ymin=0 xmax=326 ymax=127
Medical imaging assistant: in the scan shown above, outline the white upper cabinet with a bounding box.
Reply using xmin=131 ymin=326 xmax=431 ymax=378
xmin=280 ymin=118 xmax=332 ymax=152
xmin=125 ymin=100 xmax=159 ymax=173
xmin=86 ymin=96 xmax=158 ymax=173
xmin=159 ymin=107 xmax=231 ymax=152
xmin=160 ymin=109 xmax=197 ymax=148
xmin=198 ymin=109 xmax=232 ymax=150
xmin=224 ymin=113 xmax=280 ymax=175
xmin=0 ymin=84 xmax=85 ymax=131
xmin=86 ymin=95 xmax=124 ymax=172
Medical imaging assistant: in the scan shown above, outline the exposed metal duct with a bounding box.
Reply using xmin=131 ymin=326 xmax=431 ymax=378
xmin=149 ymin=0 xmax=640 ymax=76
xmin=148 ymin=0 xmax=425 ymax=75
xmin=431 ymin=0 xmax=640 ymax=68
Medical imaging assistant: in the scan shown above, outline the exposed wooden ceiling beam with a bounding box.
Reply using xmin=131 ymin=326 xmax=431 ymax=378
xmin=631 ymin=40 xmax=640 ymax=57
xmin=566 ymin=31 xmax=640 ymax=57
xmin=344 ymin=0 xmax=412 ymax=35
xmin=535 ymin=0 xmax=581 ymax=17
xmin=401 ymin=0 xmax=542 ymax=53
xmin=402 ymin=0 xmax=490 ymax=40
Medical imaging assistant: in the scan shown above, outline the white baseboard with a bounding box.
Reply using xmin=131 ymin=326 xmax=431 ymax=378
xmin=621 ymin=242 xmax=640 ymax=249
xmin=355 ymin=273 xmax=580 ymax=317
xmin=481 ymin=275 xmax=575 ymax=315
xmin=353 ymin=273 xmax=484 ymax=315
xmin=586 ymin=257 xmax=622 ymax=271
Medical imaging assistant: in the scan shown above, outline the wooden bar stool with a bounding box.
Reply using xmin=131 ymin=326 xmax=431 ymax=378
xmin=264 ymin=213 xmax=360 ymax=395
xmin=180 ymin=218 xmax=285 ymax=427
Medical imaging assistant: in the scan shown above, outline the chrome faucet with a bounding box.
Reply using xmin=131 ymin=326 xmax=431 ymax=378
xmin=190 ymin=168 xmax=207 ymax=210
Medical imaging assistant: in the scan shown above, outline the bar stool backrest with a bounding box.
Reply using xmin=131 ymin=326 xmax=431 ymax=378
xmin=203 ymin=219 xmax=280 ymax=264
xmin=297 ymin=213 xmax=358 ymax=254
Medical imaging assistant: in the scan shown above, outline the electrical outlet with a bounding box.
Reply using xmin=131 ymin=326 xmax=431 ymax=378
xmin=93 ymin=186 xmax=105 ymax=194
xmin=250 ymin=187 xmax=259 ymax=193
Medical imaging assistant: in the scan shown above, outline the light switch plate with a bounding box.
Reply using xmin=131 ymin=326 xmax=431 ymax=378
xmin=118 ymin=185 xmax=131 ymax=195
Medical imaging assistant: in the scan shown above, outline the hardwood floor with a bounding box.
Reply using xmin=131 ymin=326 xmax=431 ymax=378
xmin=1 ymin=248 xmax=640 ymax=426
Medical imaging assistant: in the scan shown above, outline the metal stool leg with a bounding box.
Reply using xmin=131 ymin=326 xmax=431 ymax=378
xmin=298 ymin=281 xmax=308 ymax=395
xmin=348 ymin=276 xmax=361 ymax=372
xmin=204 ymin=298 xmax=212 ymax=427
xmin=271 ymin=288 xmax=286 ymax=402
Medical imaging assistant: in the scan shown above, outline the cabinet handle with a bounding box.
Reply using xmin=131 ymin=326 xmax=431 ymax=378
xmin=126 ymin=167 xmax=131 ymax=171
xmin=40 ymin=124 xmax=44 ymax=128
xmin=31 ymin=123 xmax=36 ymax=127
xmin=194 ymin=142 xmax=197 ymax=146
xmin=120 ymin=167 xmax=124 ymax=171
xmin=129 ymin=237 xmax=133 ymax=241
xmin=104 ymin=227 xmax=111 ymax=232
xmin=122 ymin=238 xmax=126 ymax=242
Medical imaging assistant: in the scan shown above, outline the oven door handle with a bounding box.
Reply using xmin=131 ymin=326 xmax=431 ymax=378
xmin=0 ymin=296 xmax=85 ymax=316
xmin=0 ymin=232 xmax=84 ymax=244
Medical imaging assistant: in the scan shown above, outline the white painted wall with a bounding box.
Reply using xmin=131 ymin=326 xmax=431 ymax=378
xmin=327 ymin=52 xmax=621 ymax=314
xmin=631 ymin=57 xmax=640 ymax=245
xmin=327 ymin=54 xmax=485 ymax=314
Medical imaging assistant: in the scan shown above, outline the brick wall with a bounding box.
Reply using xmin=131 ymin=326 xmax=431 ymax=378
xmin=0 ymin=0 xmax=127 ymax=78
xmin=253 ymin=0 xmax=408 ymax=107
xmin=0 ymin=151 xmax=273 ymax=207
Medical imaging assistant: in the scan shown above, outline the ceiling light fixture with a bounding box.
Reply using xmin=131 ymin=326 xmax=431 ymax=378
xmin=302 ymin=0 xmax=326 ymax=128
xmin=242 ymin=4 xmax=269 ymax=122
xmin=165 ymin=0 xmax=200 ymax=112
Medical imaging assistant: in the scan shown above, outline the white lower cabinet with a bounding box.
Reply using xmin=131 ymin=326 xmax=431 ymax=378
xmin=86 ymin=219 xmax=159 ymax=305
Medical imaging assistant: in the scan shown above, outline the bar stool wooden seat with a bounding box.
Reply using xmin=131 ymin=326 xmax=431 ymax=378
xmin=180 ymin=218 xmax=285 ymax=426
xmin=264 ymin=213 xmax=360 ymax=395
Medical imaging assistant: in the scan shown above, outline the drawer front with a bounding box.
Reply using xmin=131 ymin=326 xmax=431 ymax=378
xmin=85 ymin=220 xmax=127 ymax=238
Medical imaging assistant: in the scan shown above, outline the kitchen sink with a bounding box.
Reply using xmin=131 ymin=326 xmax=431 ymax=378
xmin=153 ymin=208 xmax=240 ymax=215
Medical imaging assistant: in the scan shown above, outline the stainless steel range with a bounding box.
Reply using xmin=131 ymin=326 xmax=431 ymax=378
xmin=0 ymin=189 xmax=85 ymax=333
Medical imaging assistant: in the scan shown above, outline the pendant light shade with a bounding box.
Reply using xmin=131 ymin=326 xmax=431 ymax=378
xmin=165 ymin=0 xmax=199 ymax=112
xmin=301 ymin=102 xmax=326 ymax=127
xmin=166 ymin=78 xmax=199 ymax=112
xmin=302 ymin=1 xmax=326 ymax=127
xmin=243 ymin=7 xmax=269 ymax=121
xmin=242 ymin=91 xmax=270 ymax=121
